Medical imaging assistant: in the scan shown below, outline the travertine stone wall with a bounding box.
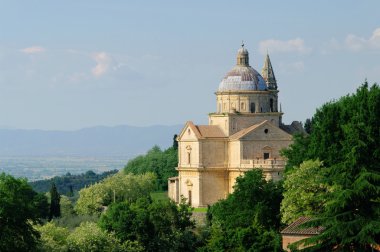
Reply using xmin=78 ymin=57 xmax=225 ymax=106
xmin=200 ymin=141 xmax=226 ymax=167
xmin=201 ymin=170 xmax=227 ymax=206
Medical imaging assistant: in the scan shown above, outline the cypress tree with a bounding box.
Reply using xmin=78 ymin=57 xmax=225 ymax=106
xmin=173 ymin=134 xmax=178 ymax=150
xmin=49 ymin=182 xmax=61 ymax=219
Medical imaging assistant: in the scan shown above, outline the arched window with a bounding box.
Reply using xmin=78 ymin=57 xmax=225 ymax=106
xmin=250 ymin=102 xmax=255 ymax=113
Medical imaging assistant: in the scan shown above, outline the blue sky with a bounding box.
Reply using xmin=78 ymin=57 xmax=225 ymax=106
xmin=0 ymin=0 xmax=379 ymax=130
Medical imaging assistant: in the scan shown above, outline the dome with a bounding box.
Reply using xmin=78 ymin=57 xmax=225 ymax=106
xmin=218 ymin=65 xmax=267 ymax=91
xmin=218 ymin=45 xmax=267 ymax=92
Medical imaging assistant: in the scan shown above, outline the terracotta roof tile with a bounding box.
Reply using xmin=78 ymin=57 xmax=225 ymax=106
xmin=229 ymin=120 xmax=268 ymax=140
xmin=196 ymin=125 xmax=226 ymax=138
xmin=281 ymin=217 xmax=324 ymax=235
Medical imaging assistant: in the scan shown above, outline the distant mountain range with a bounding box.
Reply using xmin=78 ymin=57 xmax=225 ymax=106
xmin=0 ymin=125 xmax=183 ymax=157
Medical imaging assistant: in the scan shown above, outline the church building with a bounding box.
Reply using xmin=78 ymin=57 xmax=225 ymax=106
xmin=168 ymin=44 xmax=303 ymax=207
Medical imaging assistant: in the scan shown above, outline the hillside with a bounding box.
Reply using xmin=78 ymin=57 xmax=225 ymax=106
xmin=29 ymin=170 xmax=118 ymax=194
xmin=0 ymin=124 xmax=182 ymax=156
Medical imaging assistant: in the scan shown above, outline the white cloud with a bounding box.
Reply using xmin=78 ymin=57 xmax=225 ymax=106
xmin=91 ymin=52 xmax=112 ymax=77
xmin=279 ymin=61 xmax=305 ymax=73
xmin=259 ymin=38 xmax=312 ymax=54
xmin=20 ymin=46 xmax=46 ymax=54
xmin=345 ymin=27 xmax=380 ymax=51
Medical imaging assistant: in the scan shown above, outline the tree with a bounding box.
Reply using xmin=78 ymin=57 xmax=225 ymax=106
xmin=35 ymin=222 xmax=70 ymax=252
xmin=123 ymin=145 xmax=178 ymax=190
xmin=205 ymin=169 xmax=283 ymax=251
xmin=60 ymin=195 xmax=75 ymax=217
xmin=67 ymin=185 xmax=74 ymax=197
xmin=282 ymin=83 xmax=380 ymax=250
xmin=33 ymin=192 xmax=50 ymax=219
xmin=0 ymin=173 xmax=41 ymax=252
xmin=75 ymin=172 xmax=156 ymax=215
xmin=280 ymin=159 xmax=328 ymax=224
xmin=66 ymin=222 xmax=142 ymax=252
xmin=304 ymin=118 xmax=312 ymax=134
xmin=173 ymin=134 xmax=178 ymax=150
xmin=99 ymin=197 xmax=196 ymax=251
xmin=49 ymin=182 xmax=61 ymax=219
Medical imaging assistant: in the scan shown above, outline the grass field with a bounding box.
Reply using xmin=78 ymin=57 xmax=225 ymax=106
xmin=150 ymin=191 xmax=169 ymax=202
xmin=192 ymin=207 xmax=207 ymax=213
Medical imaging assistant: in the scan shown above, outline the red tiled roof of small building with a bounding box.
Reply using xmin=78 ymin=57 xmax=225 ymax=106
xmin=281 ymin=217 xmax=324 ymax=235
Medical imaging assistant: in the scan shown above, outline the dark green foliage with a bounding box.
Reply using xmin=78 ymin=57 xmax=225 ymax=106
xmin=173 ymin=134 xmax=178 ymax=150
xmin=99 ymin=196 xmax=196 ymax=252
xmin=123 ymin=146 xmax=177 ymax=191
xmin=283 ymin=82 xmax=380 ymax=250
xmin=205 ymin=169 xmax=283 ymax=251
xmin=29 ymin=169 xmax=118 ymax=195
xmin=0 ymin=173 xmax=42 ymax=252
xmin=281 ymin=133 xmax=310 ymax=172
xmin=304 ymin=118 xmax=312 ymax=134
xmin=33 ymin=193 xmax=50 ymax=219
xmin=68 ymin=185 xmax=74 ymax=197
xmin=49 ymin=182 xmax=61 ymax=219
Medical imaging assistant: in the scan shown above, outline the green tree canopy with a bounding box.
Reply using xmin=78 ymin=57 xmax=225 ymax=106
xmin=99 ymin=197 xmax=196 ymax=252
xmin=280 ymin=159 xmax=328 ymax=224
xmin=75 ymin=172 xmax=156 ymax=215
xmin=35 ymin=222 xmax=70 ymax=252
xmin=123 ymin=145 xmax=178 ymax=191
xmin=0 ymin=173 xmax=42 ymax=251
xmin=282 ymin=83 xmax=380 ymax=250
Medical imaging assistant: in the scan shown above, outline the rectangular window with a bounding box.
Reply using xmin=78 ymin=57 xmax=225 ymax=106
xmin=263 ymin=152 xmax=270 ymax=160
xmin=188 ymin=190 xmax=192 ymax=206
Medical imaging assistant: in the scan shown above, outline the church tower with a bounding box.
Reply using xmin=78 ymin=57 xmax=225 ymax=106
xmin=169 ymin=44 xmax=298 ymax=207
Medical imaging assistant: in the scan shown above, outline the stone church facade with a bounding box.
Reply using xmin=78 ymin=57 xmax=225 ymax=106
xmin=168 ymin=44 xmax=303 ymax=207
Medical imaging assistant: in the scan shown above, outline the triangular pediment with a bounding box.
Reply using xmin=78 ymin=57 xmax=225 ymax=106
xmin=177 ymin=121 xmax=202 ymax=141
xmin=230 ymin=120 xmax=292 ymax=141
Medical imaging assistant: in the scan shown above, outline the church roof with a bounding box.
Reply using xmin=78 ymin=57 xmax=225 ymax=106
xmin=229 ymin=120 xmax=293 ymax=141
xmin=229 ymin=121 xmax=267 ymax=140
xmin=280 ymin=121 xmax=307 ymax=135
xmin=196 ymin=125 xmax=226 ymax=138
xmin=179 ymin=121 xmax=226 ymax=140
xmin=218 ymin=45 xmax=267 ymax=92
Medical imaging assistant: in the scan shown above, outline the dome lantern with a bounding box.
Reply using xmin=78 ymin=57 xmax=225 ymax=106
xmin=237 ymin=42 xmax=249 ymax=66
xmin=218 ymin=44 xmax=267 ymax=92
